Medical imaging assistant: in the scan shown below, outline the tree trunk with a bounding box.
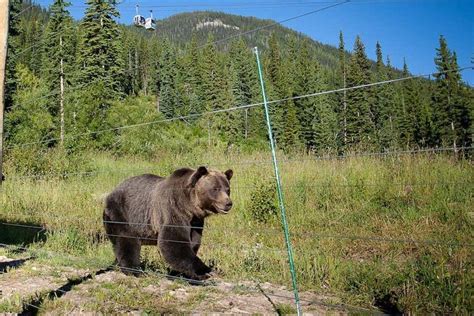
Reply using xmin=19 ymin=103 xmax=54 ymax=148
xmin=60 ymin=35 xmax=65 ymax=146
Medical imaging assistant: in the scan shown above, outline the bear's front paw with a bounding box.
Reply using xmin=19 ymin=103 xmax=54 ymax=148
xmin=194 ymin=271 xmax=218 ymax=281
xmin=194 ymin=263 xmax=212 ymax=275
xmin=205 ymin=271 xmax=219 ymax=279
xmin=194 ymin=273 xmax=211 ymax=281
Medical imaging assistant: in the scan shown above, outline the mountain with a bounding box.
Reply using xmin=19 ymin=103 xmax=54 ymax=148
xmin=153 ymin=11 xmax=343 ymax=69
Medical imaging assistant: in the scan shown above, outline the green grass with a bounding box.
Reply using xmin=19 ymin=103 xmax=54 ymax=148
xmin=0 ymin=149 xmax=472 ymax=313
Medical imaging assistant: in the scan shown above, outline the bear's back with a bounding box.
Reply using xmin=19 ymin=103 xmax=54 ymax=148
xmin=105 ymin=174 xmax=164 ymax=229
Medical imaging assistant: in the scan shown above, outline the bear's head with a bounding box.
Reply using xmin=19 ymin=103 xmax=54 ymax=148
xmin=188 ymin=166 xmax=233 ymax=216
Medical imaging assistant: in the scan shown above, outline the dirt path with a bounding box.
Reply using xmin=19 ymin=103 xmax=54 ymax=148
xmin=0 ymin=255 xmax=372 ymax=314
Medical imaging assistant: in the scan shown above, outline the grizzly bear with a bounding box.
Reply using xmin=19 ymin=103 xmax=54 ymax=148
xmin=103 ymin=166 xmax=233 ymax=280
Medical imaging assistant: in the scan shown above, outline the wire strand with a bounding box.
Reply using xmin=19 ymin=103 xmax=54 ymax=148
xmin=1 ymin=220 xmax=471 ymax=248
xmin=3 ymin=145 xmax=472 ymax=180
xmin=4 ymin=66 xmax=472 ymax=151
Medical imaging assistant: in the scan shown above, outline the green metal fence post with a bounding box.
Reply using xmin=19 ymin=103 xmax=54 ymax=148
xmin=254 ymin=46 xmax=302 ymax=315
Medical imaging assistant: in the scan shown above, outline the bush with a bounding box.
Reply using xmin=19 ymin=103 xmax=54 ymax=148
xmin=247 ymin=180 xmax=278 ymax=223
xmin=4 ymin=146 xmax=92 ymax=178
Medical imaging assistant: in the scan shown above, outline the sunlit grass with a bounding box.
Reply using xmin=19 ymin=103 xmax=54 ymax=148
xmin=0 ymin=150 xmax=472 ymax=313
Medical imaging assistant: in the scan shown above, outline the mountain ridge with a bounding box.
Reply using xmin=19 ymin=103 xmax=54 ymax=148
xmin=152 ymin=11 xmax=344 ymax=69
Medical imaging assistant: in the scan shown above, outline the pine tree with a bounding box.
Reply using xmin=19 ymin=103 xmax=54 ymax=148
xmin=229 ymin=38 xmax=260 ymax=140
xmin=76 ymin=0 xmax=123 ymax=99
xmin=41 ymin=0 xmax=75 ymax=145
xmin=337 ymin=31 xmax=348 ymax=149
xmin=199 ymin=35 xmax=237 ymax=139
xmin=370 ymin=41 xmax=384 ymax=130
xmin=5 ymin=0 xmax=23 ymax=111
xmin=266 ymin=33 xmax=300 ymax=151
xmin=121 ymin=27 xmax=141 ymax=96
xmin=157 ymin=39 xmax=179 ymax=119
xmin=180 ymin=33 xmax=203 ymax=118
xmin=200 ymin=34 xmax=221 ymax=112
xmin=431 ymin=36 xmax=470 ymax=148
xmin=377 ymin=55 xmax=398 ymax=149
xmin=396 ymin=60 xmax=417 ymax=148
xmin=346 ymin=35 xmax=374 ymax=147
xmin=292 ymin=39 xmax=337 ymax=151
xmin=218 ymin=56 xmax=240 ymax=141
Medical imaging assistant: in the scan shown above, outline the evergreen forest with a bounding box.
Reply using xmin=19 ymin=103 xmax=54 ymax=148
xmin=4 ymin=0 xmax=473 ymax=160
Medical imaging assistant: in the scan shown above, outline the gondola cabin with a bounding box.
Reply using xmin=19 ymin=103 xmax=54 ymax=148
xmin=145 ymin=10 xmax=156 ymax=31
xmin=134 ymin=14 xmax=146 ymax=27
xmin=134 ymin=5 xmax=146 ymax=28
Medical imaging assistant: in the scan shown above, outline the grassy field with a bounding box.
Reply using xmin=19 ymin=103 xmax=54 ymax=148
xmin=0 ymin=149 xmax=472 ymax=313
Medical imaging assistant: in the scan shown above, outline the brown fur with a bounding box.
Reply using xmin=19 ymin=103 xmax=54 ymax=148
xmin=103 ymin=166 xmax=233 ymax=279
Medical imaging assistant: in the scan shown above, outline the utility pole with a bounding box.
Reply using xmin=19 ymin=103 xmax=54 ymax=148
xmin=0 ymin=0 xmax=10 ymax=185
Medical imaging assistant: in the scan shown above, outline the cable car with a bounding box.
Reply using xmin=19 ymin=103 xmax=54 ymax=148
xmin=133 ymin=5 xmax=145 ymax=27
xmin=145 ymin=10 xmax=156 ymax=31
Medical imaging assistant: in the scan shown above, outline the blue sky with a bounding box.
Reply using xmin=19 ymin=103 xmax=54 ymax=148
xmin=35 ymin=0 xmax=473 ymax=85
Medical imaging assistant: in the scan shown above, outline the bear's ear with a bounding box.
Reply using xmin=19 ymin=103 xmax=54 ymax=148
xmin=224 ymin=169 xmax=233 ymax=181
xmin=189 ymin=166 xmax=208 ymax=187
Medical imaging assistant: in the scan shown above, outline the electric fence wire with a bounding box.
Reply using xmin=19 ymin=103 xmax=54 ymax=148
xmin=21 ymin=0 xmax=348 ymax=62
xmin=0 ymin=270 xmax=71 ymax=313
xmin=1 ymin=219 xmax=472 ymax=248
xmin=4 ymin=66 xmax=472 ymax=151
xmin=34 ymin=0 xmax=348 ymax=10
xmin=0 ymin=222 xmax=288 ymax=253
xmin=0 ymin=271 xmax=195 ymax=314
xmin=2 ymin=176 xmax=472 ymax=197
xmin=4 ymin=145 xmax=472 ymax=181
xmin=7 ymin=0 xmax=351 ymax=115
xmin=0 ymin=242 xmax=208 ymax=285
xmin=11 ymin=3 xmax=35 ymax=18
xmin=4 ymin=2 xmax=471 ymax=314
xmin=0 ymin=242 xmax=381 ymax=314
xmin=119 ymin=0 xmax=351 ymax=74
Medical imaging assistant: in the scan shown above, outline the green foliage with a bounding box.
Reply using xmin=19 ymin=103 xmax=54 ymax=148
xmin=157 ymin=38 xmax=179 ymax=118
xmin=41 ymin=0 xmax=75 ymax=92
xmin=4 ymin=146 xmax=91 ymax=177
xmin=1 ymin=152 xmax=472 ymax=314
xmin=5 ymin=65 xmax=54 ymax=145
xmin=64 ymin=82 xmax=117 ymax=150
xmin=105 ymin=96 xmax=211 ymax=158
xmin=247 ymin=179 xmax=278 ymax=223
xmin=431 ymin=36 xmax=471 ymax=148
xmin=2 ymin=6 xmax=474 ymax=314
xmin=275 ymin=303 xmax=297 ymax=315
xmin=5 ymin=6 xmax=472 ymax=154
xmin=76 ymin=0 xmax=124 ymax=99
xmin=346 ymin=36 xmax=375 ymax=147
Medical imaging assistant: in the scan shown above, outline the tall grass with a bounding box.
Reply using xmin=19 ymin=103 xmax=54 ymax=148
xmin=0 ymin=149 xmax=472 ymax=313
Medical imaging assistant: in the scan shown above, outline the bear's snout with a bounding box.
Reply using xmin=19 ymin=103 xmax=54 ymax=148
xmin=224 ymin=200 xmax=233 ymax=211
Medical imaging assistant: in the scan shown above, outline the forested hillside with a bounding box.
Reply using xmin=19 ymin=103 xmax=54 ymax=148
xmin=4 ymin=0 xmax=473 ymax=161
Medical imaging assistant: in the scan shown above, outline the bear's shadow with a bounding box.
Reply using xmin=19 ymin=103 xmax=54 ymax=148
xmin=0 ymin=220 xmax=47 ymax=247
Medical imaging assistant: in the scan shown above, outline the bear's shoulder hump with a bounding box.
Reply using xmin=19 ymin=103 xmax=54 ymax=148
xmin=170 ymin=168 xmax=194 ymax=179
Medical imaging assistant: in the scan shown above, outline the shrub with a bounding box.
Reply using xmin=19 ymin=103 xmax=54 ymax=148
xmin=4 ymin=146 xmax=92 ymax=178
xmin=247 ymin=180 xmax=278 ymax=223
